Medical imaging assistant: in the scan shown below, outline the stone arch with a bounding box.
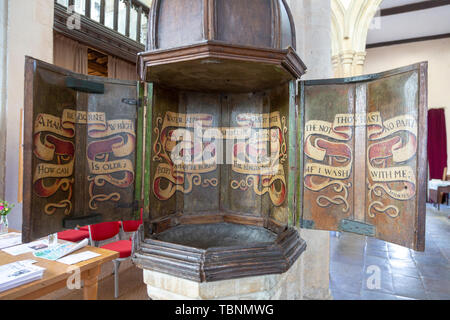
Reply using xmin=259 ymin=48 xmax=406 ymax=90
xmin=331 ymin=0 xmax=383 ymax=77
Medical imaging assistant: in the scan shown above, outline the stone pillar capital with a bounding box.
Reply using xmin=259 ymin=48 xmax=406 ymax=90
xmin=332 ymin=0 xmax=383 ymax=77
xmin=339 ymin=50 xmax=355 ymax=77
xmin=354 ymin=51 xmax=367 ymax=66
xmin=339 ymin=50 xmax=356 ymax=63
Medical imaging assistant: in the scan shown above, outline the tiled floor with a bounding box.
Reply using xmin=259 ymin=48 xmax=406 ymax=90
xmin=330 ymin=204 xmax=450 ymax=300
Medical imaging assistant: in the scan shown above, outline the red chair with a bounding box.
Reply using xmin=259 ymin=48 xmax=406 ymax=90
xmin=120 ymin=209 xmax=143 ymax=238
xmin=120 ymin=209 xmax=144 ymax=239
xmin=88 ymin=221 xmax=133 ymax=298
xmin=121 ymin=219 xmax=142 ymax=234
xmin=58 ymin=229 xmax=90 ymax=243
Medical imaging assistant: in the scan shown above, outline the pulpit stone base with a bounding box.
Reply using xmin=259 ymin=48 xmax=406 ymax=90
xmin=143 ymin=257 xmax=303 ymax=300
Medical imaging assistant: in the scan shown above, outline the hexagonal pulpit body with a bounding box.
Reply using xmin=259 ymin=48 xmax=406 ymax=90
xmin=133 ymin=0 xmax=307 ymax=285
xmin=138 ymin=0 xmax=306 ymax=92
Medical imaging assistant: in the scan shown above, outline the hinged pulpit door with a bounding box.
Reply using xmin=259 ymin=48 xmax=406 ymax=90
xmin=23 ymin=57 xmax=144 ymax=242
xmin=299 ymin=63 xmax=427 ymax=251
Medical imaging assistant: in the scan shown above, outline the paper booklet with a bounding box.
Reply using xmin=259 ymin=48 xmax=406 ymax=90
xmin=33 ymin=239 xmax=89 ymax=261
xmin=2 ymin=239 xmax=49 ymax=256
xmin=0 ymin=260 xmax=45 ymax=293
xmin=57 ymin=251 xmax=101 ymax=265
xmin=0 ymin=233 xmax=22 ymax=250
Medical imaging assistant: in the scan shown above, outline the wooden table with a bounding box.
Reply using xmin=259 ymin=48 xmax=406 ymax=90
xmin=437 ymin=185 xmax=450 ymax=211
xmin=0 ymin=231 xmax=119 ymax=300
xmin=429 ymin=185 xmax=450 ymax=211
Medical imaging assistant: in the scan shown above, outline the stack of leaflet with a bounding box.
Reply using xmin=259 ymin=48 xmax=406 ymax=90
xmin=0 ymin=260 xmax=45 ymax=293
xmin=0 ymin=233 xmax=22 ymax=250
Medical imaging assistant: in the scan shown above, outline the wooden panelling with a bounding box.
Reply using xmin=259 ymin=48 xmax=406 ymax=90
xmin=215 ymin=0 xmax=273 ymax=48
xmin=23 ymin=57 xmax=140 ymax=242
xmin=147 ymin=0 xmax=296 ymax=52
xmin=301 ymin=83 xmax=355 ymax=230
xmin=138 ymin=42 xmax=306 ymax=93
xmin=54 ymin=3 xmax=144 ymax=64
xmin=365 ymin=66 xmax=425 ymax=250
xmin=279 ymin=0 xmax=295 ymax=50
xmin=133 ymin=226 xmax=306 ymax=283
xmin=156 ymin=0 xmax=205 ymax=50
xmin=300 ymin=63 xmax=428 ymax=251
xmin=148 ymin=83 xmax=293 ymax=227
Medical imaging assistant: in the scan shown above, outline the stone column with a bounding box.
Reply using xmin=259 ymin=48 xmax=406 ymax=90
xmin=331 ymin=0 xmax=383 ymax=77
xmin=0 ymin=0 xmax=7 ymax=199
xmin=287 ymin=0 xmax=333 ymax=300
xmin=353 ymin=51 xmax=367 ymax=76
xmin=340 ymin=50 xmax=356 ymax=77
xmin=4 ymin=0 xmax=54 ymax=229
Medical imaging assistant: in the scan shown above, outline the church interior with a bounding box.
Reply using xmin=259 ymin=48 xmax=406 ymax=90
xmin=0 ymin=0 xmax=448 ymax=302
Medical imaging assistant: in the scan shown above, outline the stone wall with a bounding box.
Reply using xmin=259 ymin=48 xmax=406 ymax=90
xmin=4 ymin=0 xmax=54 ymax=229
xmin=287 ymin=0 xmax=333 ymax=300
xmin=0 ymin=0 xmax=7 ymax=199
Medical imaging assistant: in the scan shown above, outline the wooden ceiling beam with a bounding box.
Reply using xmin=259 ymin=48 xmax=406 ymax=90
xmin=380 ymin=0 xmax=450 ymax=17
xmin=367 ymin=32 xmax=450 ymax=49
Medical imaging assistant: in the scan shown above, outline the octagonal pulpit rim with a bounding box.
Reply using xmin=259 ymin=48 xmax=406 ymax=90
xmin=132 ymin=222 xmax=306 ymax=283
xmin=138 ymin=41 xmax=307 ymax=93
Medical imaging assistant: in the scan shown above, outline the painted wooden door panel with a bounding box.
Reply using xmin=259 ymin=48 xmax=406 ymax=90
xmin=147 ymin=83 xmax=294 ymax=230
xmin=23 ymin=57 xmax=141 ymax=242
xmin=299 ymin=63 xmax=427 ymax=251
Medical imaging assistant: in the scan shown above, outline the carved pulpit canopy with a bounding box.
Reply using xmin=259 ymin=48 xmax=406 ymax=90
xmin=138 ymin=0 xmax=306 ymax=92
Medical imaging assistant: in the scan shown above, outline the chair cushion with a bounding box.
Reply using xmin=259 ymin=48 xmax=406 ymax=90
xmin=58 ymin=230 xmax=90 ymax=243
xmin=90 ymin=221 xmax=121 ymax=242
xmin=122 ymin=220 xmax=142 ymax=232
xmin=101 ymin=240 xmax=132 ymax=258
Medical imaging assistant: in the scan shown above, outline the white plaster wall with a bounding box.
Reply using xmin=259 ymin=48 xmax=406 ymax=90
xmin=4 ymin=0 xmax=54 ymax=229
xmin=287 ymin=0 xmax=333 ymax=300
xmin=288 ymin=0 xmax=333 ymax=80
xmin=365 ymin=38 xmax=450 ymax=168
xmin=0 ymin=0 xmax=7 ymax=199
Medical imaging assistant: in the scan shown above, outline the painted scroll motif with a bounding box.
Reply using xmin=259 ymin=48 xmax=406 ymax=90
xmin=33 ymin=110 xmax=76 ymax=215
xmin=33 ymin=109 xmax=136 ymax=215
xmin=229 ymin=112 xmax=288 ymax=207
xmin=152 ymin=112 xmax=218 ymax=201
xmin=304 ymin=108 xmax=418 ymax=219
xmin=367 ymin=73 xmax=419 ymax=219
xmin=304 ymin=114 xmax=354 ymax=212
xmin=83 ymin=111 xmax=136 ymax=210
xmin=152 ymin=111 xmax=288 ymax=206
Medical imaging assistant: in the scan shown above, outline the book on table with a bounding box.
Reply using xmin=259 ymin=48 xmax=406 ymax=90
xmin=33 ymin=238 xmax=89 ymax=261
xmin=0 ymin=233 xmax=22 ymax=250
xmin=0 ymin=260 xmax=45 ymax=293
